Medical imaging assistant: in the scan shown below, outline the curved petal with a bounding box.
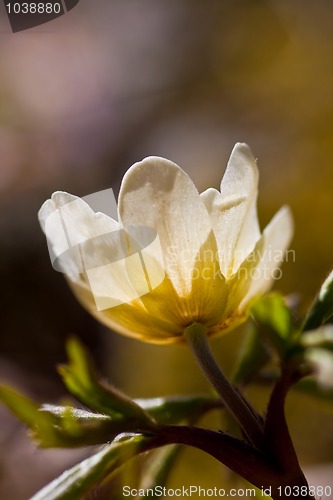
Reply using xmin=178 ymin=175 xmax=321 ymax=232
xmin=139 ymin=231 xmax=228 ymax=329
xmin=186 ymin=230 xmax=228 ymax=326
xmin=38 ymin=191 xmax=119 ymax=240
xmin=118 ymin=156 xmax=213 ymax=295
xmin=228 ymin=205 xmax=294 ymax=313
xmin=69 ymin=230 xmax=228 ymax=343
xmin=38 ymin=192 xmax=146 ymax=307
xmin=68 ymin=277 xmax=184 ymax=344
xmin=39 ymin=192 xmax=118 ymax=276
xmin=200 ymin=143 xmax=260 ymax=277
xmin=68 ymin=234 xmax=229 ymax=344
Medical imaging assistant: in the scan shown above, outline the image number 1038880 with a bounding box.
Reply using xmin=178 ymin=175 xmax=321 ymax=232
xmin=3 ymin=0 xmax=81 ymax=32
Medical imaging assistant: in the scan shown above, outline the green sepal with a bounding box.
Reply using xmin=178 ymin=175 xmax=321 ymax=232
xmin=59 ymin=337 xmax=152 ymax=424
xmin=30 ymin=433 xmax=157 ymax=500
xmin=303 ymin=270 xmax=333 ymax=332
xmin=250 ymin=293 xmax=295 ymax=360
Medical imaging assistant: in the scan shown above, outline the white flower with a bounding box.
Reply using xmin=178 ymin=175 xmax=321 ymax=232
xmin=39 ymin=143 xmax=293 ymax=344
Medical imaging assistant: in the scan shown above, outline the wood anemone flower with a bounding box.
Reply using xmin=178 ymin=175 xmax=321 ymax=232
xmin=39 ymin=143 xmax=293 ymax=344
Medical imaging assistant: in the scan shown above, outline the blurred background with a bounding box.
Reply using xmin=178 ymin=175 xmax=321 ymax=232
xmin=0 ymin=0 xmax=333 ymax=498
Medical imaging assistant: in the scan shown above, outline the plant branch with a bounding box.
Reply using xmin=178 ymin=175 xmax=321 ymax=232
xmin=184 ymin=323 xmax=264 ymax=448
xmin=154 ymin=424 xmax=281 ymax=490
xmin=264 ymin=365 xmax=314 ymax=498
xmin=148 ymin=424 xmax=315 ymax=500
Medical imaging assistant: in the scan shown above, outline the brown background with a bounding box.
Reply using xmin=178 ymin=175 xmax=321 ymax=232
xmin=0 ymin=1 xmax=333 ymax=498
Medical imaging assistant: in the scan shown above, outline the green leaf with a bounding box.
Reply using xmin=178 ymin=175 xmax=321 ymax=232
xmin=136 ymin=394 xmax=222 ymax=425
xmin=0 ymin=385 xmax=154 ymax=448
xmin=0 ymin=385 xmax=57 ymax=446
xmin=232 ymin=326 xmax=270 ymax=385
xmin=0 ymin=383 xmax=222 ymax=448
xmin=39 ymin=404 xmax=152 ymax=448
xmin=139 ymin=445 xmax=180 ymax=494
xmin=250 ymin=293 xmax=294 ymax=359
xmin=60 ymin=340 xmax=219 ymax=428
xmin=39 ymin=394 xmax=221 ymax=446
xmin=303 ymin=270 xmax=333 ymax=331
xmin=30 ymin=434 xmax=157 ymax=500
xmin=59 ymin=337 xmax=152 ymax=424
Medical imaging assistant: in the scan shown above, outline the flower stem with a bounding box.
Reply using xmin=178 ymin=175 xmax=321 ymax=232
xmin=184 ymin=323 xmax=264 ymax=448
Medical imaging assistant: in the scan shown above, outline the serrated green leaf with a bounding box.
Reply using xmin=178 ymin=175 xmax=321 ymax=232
xmin=59 ymin=337 xmax=152 ymax=425
xmin=250 ymin=293 xmax=294 ymax=359
xmin=39 ymin=404 xmax=152 ymax=448
xmin=30 ymin=434 xmax=157 ymax=500
xmin=40 ymin=404 xmax=111 ymax=422
xmin=0 ymin=385 xmax=57 ymax=445
xmin=0 ymin=385 xmax=43 ymax=428
xmin=40 ymin=393 xmax=221 ymax=446
xmin=136 ymin=394 xmax=222 ymax=425
xmin=0 ymin=383 xmax=222 ymax=449
xmin=0 ymin=385 xmax=155 ymax=448
xmin=303 ymin=270 xmax=333 ymax=331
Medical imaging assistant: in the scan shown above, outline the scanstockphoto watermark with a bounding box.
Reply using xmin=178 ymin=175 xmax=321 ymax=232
xmin=122 ymin=485 xmax=258 ymax=497
xmin=42 ymin=188 xmax=295 ymax=311
xmin=122 ymin=485 xmax=332 ymax=498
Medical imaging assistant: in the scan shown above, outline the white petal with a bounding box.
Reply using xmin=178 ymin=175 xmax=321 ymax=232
xmin=200 ymin=143 xmax=260 ymax=277
xmin=40 ymin=192 xmax=167 ymax=311
xmin=39 ymin=192 xmax=119 ymax=244
xmin=237 ymin=205 xmax=294 ymax=309
xmin=118 ymin=156 xmax=213 ymax=294
xmin=38 ymin=191 xmax=122 ymax=276
xmin=67 ymin=277 xmax=184 ymax=344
